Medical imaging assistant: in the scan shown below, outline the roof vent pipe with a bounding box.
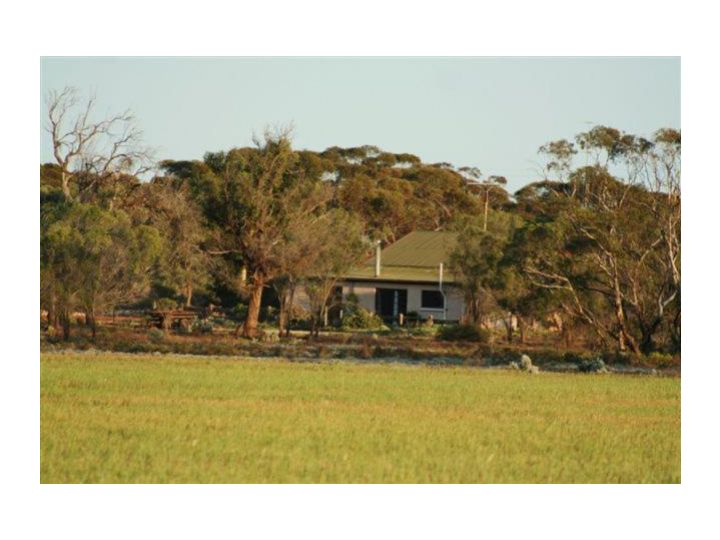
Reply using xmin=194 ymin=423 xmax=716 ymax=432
xmin=375 ymin=240 xmax=382 ymax=277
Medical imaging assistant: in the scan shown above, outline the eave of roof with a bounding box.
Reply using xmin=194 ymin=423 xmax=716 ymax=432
xmin=343 ymin=265 xmax=456 ymax=284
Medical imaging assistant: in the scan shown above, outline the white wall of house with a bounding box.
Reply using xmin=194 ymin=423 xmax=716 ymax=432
xmin=339 ymin=281 xmax=465 ymax=322
xmin=293 ymin=286 xmax=312 ymax=313
xmin=294 ymin=281 xmax=465 ymax=322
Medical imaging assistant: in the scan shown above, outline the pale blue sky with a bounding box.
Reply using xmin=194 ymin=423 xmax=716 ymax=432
xmin=40 ymin=57 xmax=680 ymax=192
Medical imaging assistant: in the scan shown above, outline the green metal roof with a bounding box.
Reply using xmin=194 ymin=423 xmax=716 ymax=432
xmin=343 ymin=231 xmax=458 ymax=284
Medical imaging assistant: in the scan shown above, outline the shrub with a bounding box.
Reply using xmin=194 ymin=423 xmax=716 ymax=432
xmin=437 ymin=324 xmax=490 ymax=343
xmin=191 ymin=320 xmax=214 ymax=334
xmin=209 ymin=317 xmax=236 ymax=329
xmin=45 ymin=325 xmax=59 ymax=341
xmin=408 ymin=325 xmax=437 ymax=337
xmin=341 ymin=307 xmax=384 ymax=330
xmin=234 ymin=304 xmax=248 ymax=321
xmin=463 ymin=356 xmax=485 ymax=367
xmin=646 ymin=352 xmax=680 ymax=369
xmin=288 ymin=304 xmax=311 ymax=322
xmin=176 ymin=322 xmax=192 ymax=335
xmin=190 ymin=319 xmax=214 ymax=334
xmin=530 ymin=349 xmax=570 ymax=365
xmin=259 ymin=330 xmax=279 ymax=342
xmin=262 ymin=305 xmax=278 ymax=323
xmin=155 ymin=297 xmax=178 ymax=311
xmin=357 ymin=341 xmax=373 ymax=359
xmin=148 ymin=328 xmax=165 ymax=343
xmin=576 ymin=357 xmax=608 ymax=373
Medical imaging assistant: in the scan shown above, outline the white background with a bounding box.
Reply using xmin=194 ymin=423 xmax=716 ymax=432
xmin=1 ymin=1 xmax=717 ymax=538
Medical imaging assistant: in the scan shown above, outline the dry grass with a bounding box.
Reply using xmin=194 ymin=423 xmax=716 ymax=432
xmin=41 ymin=352 xmax=680 ymax=483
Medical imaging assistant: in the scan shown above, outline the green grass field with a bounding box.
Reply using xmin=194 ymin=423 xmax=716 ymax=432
xmin=40 ymin=352 xmax=680 ymax=483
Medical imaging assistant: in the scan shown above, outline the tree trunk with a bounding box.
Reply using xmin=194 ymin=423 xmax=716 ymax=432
xmin=466 ymin=293 xmax=483 ymax=327
xmin=242 ymin=280 xmax=264 ymax=338
xmin=60 ymin=310 xmax=71 ymax=341
xmin=89 ymin=307 xmax=97 ymax=339
xmin=278 ymin=301 xmax=287 ymax=337
xmin=285 ymin=286 xmax=296 ymax=338
xmin=639 ymin=317 xmax=663 ymax=354
xmin=276 ymin=281 xmax=295 ymax=338
xmin=46 ymin=293 xmax=56 ymax=331
xmin=551 ymin=312 xmax=563 ymax=334
xmin=504 ymin=317 xmax=514 ymax=344
xmin=639 ymin=330 xmax=653 ymax=355
xmin=611 ymin=273 xmax=640 ymax=353
xmin=184 ymin=282 xmax=193 ymax=308
xmin=61 ymin=169 xmax=71 ymax=200
xmin=309 ymin=315 xmax=318 ymax=340
xmin=671 ymin=309 xmax=681 ymax=353
xmin=161 ymin=313 xmax=172 ymax=332
xmin=562 ymin=325 xmax=572 ymax=348
xmin=518 ymin=316 xmax=526 ymax=344
xmin=483 ymin=189 xmax=489 ymax=232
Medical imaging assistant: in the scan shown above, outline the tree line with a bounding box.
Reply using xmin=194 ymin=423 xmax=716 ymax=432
xmin=40 ymin=88 xmax=680 ymax=353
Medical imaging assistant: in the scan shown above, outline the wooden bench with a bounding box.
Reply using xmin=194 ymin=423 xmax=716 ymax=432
xmin=147 ymin=309 xmax=199 ymax=330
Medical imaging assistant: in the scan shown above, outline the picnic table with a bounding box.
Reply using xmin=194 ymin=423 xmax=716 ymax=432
xmin=147 ymin=309 xmax=199 ymax=330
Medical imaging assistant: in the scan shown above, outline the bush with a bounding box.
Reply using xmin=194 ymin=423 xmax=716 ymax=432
xmin=645 ymin=352 xmax=680 ymax=369
xmin=341 ymin=307 xmax=384 ymax=330
xmin=358 ymin=341 xmax=373 ymax=359
xmin=288 ymin=303 xmax=310 ymax=321
xmin=407 ymin=325 xmax=437 ymax=337
xmin=577 ymin=357 xmax=608 ymax=373
xmin=155 ymin=297 xmax=178 ymax=311
xmin=209 ymin=316 xmax=236 ymax=329
xmin=191 ymin=320 xmax=214 ymax=334
xmin=176 ymin=319 xmax=194 ymax=335
xmin=437 ymin=324 xmax=490 ymax=343
xmin=45 ymin=325 xmax=59 ymax=341
xmin=148 ymin=328 xmax=165 ymax=343
xmin=262 ymin=305 xmax=278 ymax=323
xmin=234 ymin=304 xmax=248 ymax=321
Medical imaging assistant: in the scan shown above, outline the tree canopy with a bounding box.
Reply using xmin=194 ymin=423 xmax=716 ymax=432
xmin=40 ymin=87 xmax=680 ymax=352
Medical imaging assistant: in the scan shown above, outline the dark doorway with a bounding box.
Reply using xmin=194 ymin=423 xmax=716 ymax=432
xmin=375 ymin=288 xmax=408 ymax=321
xmin=327 ymin=286 xmax=344 ymax=326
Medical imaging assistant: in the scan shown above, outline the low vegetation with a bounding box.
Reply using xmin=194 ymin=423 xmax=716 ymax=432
xmin=437 ymin=323 xmax=490 ymax=343
xmin=41 ymin=352 xmax=680 ymax=483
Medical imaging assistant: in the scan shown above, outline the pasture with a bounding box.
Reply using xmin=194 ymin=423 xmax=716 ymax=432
xmin=40 ymin=352 xmax=680 ymax=483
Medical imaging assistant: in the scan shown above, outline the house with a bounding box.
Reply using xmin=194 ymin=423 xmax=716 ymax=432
xmin=339 ymin=231 xmax=464 ymax=322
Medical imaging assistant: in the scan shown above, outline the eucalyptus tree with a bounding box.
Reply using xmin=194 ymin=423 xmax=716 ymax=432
xmin=515 ymin=126 xmax=681 ymax=353
xmin=449 ymin=210 xmax=519 ymax=330
xmin=42 ymin=203 xmax=162 ymax=339
xmin=325 ymin=146 xmax=482 ymax=241
xmin=45 ymin=87 xmax=153 ymax=202
xmin=137 ymin=179 xmax=213 ymax=308
xmin=271 ymin=210 xmax=334 ymax=337
xmin=301 ymin=209 xmax=368 ymax=337
xmin=163 ymin=131 xmax=332 ymax=337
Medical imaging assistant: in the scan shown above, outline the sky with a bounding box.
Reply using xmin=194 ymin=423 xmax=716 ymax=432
xmin=40 ymin=57 xmax=680 ymax=192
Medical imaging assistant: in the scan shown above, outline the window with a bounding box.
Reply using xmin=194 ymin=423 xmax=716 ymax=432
xmin=421 ymin=290 xmax=444 ymax=310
